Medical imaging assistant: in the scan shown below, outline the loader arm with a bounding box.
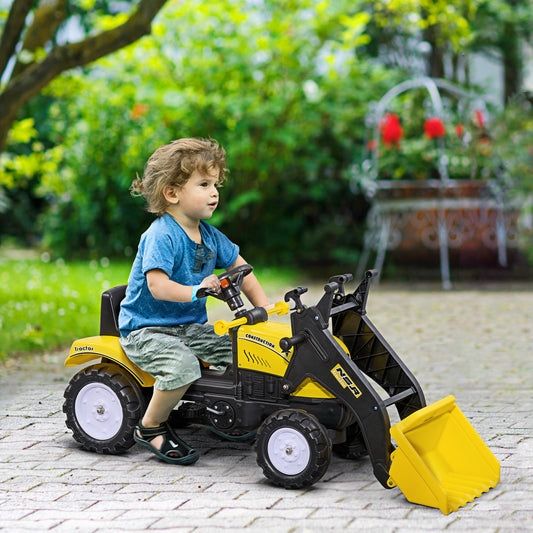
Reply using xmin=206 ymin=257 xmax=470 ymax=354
xmin=330 ymin=271 xmax=426 ymax=419
xmin=281 ymin=272 xmax=427 ymax=488
xmin=331 ymin=311 xmax=426 ymax=419
xmin=280 ymin=303 xmax=394 ymax=488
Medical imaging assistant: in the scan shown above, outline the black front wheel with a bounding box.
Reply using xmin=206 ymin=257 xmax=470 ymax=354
xmin=256 ymin=409 xmax=331 ymax=489
xmin=63 ymin=363 xmax=146 ymax=454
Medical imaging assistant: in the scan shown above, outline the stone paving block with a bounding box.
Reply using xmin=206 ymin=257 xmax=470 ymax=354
xmin=0 ymin=518 xmax=64 ymax=531
xmin=0 ymin=508 xmax=33 ymax=520
xmin=27 ymin=509 xmax=124 ymax=523
xmin=510 ymin=510 xmax=533 ymax=523
xmin=392 ymin=520 xmax=488 ymax=533
xmin=1 ymin=497 xmax=96 ymax=512
xmin=114 ymin=480 xmax=198 ymax=495
xmin=0 ymin=475 xmax=44 ymax=492
xmin=190 ymin=528 xmax=248 ymax=533
xmin=1 ymin=488 xmax=72 ymax=505
xmin=4 ymin=464 xmax=73 ymax=479
xmin=443 ymin=515 xmax=530 ymax=532
xmin=89 ymin=497 xmax=186 ymax=513
xmin=124 ymin=526 xmax=194 ymax=533
xmin=179 ymin=494 xmax=281 ymax=511
xmin=252 ymin=515 xmax=391 ymax=531
xmin=152 ymin=509 xmax=252 ymax=529
xmin=60 ymin=489 xmax=156 ymax=504
xmin=24 ymin=480 xmax=125 ymax=496
xmin=58 ymin=517 xmax=158 ymax=531
xmin=36 ymin=521 xmax=99 ymax=533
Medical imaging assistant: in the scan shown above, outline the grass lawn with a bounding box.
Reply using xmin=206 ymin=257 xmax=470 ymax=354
xmin=0 ymin=249 xmax=300 ymax=361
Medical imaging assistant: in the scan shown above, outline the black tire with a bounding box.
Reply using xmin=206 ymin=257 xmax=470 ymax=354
xmin=63 ymin=363 xmax=146 ymax=454
xmin=256 ymin=409 xmax=332 ymax=489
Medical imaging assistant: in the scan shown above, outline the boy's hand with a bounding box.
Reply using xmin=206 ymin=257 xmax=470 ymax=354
xmin=199 ymin=274 xmax=221 ymax=293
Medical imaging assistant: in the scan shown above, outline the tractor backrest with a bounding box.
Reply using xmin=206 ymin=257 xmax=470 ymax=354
xmin=100 ymin=285 xmax=127 ymax=336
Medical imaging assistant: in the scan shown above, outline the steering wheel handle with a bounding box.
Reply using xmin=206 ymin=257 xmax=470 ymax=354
xmin=196 ymin=264 xmax=253 ymax=311
xmin=217 ymin=264 xmax=253 ymax=283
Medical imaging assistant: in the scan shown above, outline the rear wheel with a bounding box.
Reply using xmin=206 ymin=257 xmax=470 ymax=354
xmin=63 ymin=363 xmax=146 ymax=454
xmin=256 ymin=409 xmax=331 ymax=489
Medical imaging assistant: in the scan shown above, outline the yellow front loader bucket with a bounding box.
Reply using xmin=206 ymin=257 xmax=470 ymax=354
xmin=387 ymin=395 xmax=500 ymax=515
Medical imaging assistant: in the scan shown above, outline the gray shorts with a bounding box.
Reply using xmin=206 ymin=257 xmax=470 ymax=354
xmin=119 ymin=324 xmax=233 ymax=391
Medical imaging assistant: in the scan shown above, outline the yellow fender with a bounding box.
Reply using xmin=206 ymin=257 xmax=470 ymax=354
xmin=387 ymin=395 xmax=500 ymax=514
xmin=66 ymin=336 xmax=155 ymax=387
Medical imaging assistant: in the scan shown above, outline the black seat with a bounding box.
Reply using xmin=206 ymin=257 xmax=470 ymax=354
xmin=100 ymin=285 xmax=127 ymax=336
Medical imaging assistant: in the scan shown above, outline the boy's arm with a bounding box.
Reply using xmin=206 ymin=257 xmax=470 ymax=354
xmin=146 ymin=269 xmax=220 ymax=302
xmin=147 ymin=256 xmax=269 ymax=307
xmin=229 ymin=255 xmax=270 ymax=308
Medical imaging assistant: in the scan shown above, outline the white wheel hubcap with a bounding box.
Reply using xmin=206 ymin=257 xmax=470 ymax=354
xmin=75 ymin=382 xmax=123 ymax=440
xmin=267 ymin=427 xmax=310 ymax=475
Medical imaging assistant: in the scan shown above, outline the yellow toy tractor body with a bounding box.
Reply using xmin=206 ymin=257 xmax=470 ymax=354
xmin=64 ymin=268 xmax=499 ymax=513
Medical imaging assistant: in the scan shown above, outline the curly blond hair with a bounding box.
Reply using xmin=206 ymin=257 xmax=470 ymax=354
xmin=131 ymin=138 xmax=227 ymax=215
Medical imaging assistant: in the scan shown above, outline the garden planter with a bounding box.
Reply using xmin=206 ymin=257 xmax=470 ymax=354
xmin=358 ymin=179 xmax=521 ymax=287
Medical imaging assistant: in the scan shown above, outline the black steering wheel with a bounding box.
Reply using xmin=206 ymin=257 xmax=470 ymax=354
xmin=196 ymin=264 xmax=253 ymax=311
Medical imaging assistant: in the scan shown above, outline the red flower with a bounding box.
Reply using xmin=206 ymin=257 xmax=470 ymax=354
xmin=379 ymin=113 xmax=403 ymax=148
xmin=475 ymin=109 xmax=485 ymax=128
xmin=424 ymin=117 xmax=446 ymax=139
xmin=131 ymin=103 xmax=149 ymax=120
xmin=367 ymin=139 xmax=378 ymax=151
xmin=455 ymin=123 xmax=464 ymax=138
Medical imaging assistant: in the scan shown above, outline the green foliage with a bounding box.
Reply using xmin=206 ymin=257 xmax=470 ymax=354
xmin=0 ymin=119 xmax=62 ymax=189
xmin=489 ymin=97 xmax=533 ymax=191
xmin=370 ymin=0 xmax=477 ymax=50
xmin=36 ymin=0 xmax=394 ymax=268
xmin=0 ymin=105 xmax=63 ymax=245
xmin=38 ymin=75 xmax=163 ymax=258
xmin=0 ymin=254 xmax=130 ymax=360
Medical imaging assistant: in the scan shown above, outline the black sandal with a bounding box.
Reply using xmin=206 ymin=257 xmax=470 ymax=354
xmin=134 ymin=421 xmax=199 ymax=465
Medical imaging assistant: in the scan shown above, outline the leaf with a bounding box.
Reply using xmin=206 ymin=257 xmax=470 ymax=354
xmin=227 ymin=189 xmax=261 ymax=215
xmin=8 ymin=118 xmax=37 ymax=144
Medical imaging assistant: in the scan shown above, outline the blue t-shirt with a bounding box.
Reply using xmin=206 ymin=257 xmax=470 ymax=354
xmin=118 ymin=214 xmax=239 ymax=337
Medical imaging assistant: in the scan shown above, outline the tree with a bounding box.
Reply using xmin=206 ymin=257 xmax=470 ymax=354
xmin=469 ymin=0 xmax=533 ymax=102
xmin=364 ymin=0 xmax=533 ymax=101
xmin=0 ymin=0 xmax=168 ymax=154
xmin=363 ymin=0 xmax=476 ymax=79
xmin=37 ymin=0 xmax=386 ymax=265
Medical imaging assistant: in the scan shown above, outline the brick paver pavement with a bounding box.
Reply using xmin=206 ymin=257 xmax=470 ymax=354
xmin=1 ymin=284 xmax=532 ymax=532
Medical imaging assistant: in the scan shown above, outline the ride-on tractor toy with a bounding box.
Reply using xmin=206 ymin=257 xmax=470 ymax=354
xmin=63 ymin=267 xmax=500 ymax=514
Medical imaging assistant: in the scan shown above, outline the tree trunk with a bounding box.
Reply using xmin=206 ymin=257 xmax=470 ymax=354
xmin=501 ymin=21 xmax=522 ymax=103
xmin=0 ymin=0 xmax=168 ymax=153
xmin=423 ymin=23 xmax=444 ymax=79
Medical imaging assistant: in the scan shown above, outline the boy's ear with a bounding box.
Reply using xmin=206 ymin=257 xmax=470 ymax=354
xmin=163 ymin=185 xmax=179 ymax=204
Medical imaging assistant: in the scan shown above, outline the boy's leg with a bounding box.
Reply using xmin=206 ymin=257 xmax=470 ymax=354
xmin=139 ymin=384 xmax=190 ymax=455
xmin=180 ymin=323 xmax=233 ymax=367
xmin=121 ymin=325 xmax=229 ymax=457
xmin=142 ymin=384 xmax=190 ymax=427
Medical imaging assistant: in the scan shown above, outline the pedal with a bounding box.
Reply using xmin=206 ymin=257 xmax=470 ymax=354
xmin=170 ymin=402 xmax=207 ymax=426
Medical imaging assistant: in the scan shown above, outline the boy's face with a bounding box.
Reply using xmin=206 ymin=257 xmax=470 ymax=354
xmin=172 ymin=168 xmax=220 ymax=221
